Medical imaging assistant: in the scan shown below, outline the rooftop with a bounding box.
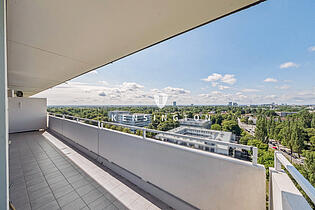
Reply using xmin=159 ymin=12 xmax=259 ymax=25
xmin=168 ymin=126 xmax=235 ymax=143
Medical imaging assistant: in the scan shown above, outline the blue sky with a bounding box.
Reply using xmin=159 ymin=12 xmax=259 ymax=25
xmin=36 ymin=0 xmax=315 ymax=105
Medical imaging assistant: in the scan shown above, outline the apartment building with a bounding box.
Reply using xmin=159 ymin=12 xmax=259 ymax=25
xmin=157 ymin=126 xmax=236 ymax=155
xmin=178 ymin=118 xmax=211 ymax=129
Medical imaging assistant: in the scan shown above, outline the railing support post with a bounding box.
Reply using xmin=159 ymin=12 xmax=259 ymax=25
xmin=252 ymin=147 xmax=258 ymax=165
xmin=143 ymin=129 xmax=146 ymax=139
xmin=274 ymin=151 xmax=281 ymax=171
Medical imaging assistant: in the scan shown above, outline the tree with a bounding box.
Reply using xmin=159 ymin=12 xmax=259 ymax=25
xmin=295 ymin=151 xmax=315 ymax=187
xmin=135 ymin=129 xmax=143 ymax=136
xmin=311 ymin=114 xmax=315 ymax=128
xmin=299 ymin=110 xmax=312 ymax=128
xmin=255 ymin=116 xmax=268 ymax=143
xmin=222 ymin=120 xmax=241 ymax=136
xmin=281 ymin=120 xmax=294 ymax=155
xmin=240 ymin=116 xmax=249 ymax=124
xmin=291 ymin=123 xmax=304 ymax=157
xmin=240 ymin=134 xmax=253 ymax=145
xmin=211 ymin=124 xmax=221 ymax=131
xmin=122 ymin=128 xmax=131 ymax=133
xmin=310 ymin=136 xmax=315 ymax=151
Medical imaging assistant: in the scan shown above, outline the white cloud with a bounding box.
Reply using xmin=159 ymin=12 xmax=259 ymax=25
xmin=264 ymin=78 xmax=278 ymax=83
xmin=201 ymin=73 xmax=222 ymax=82
xmin=211 ymin=91 xmax=221 ymax=95
xmin=89 ymin=70 xmax=98 ymax=74
xmin=33 ymin=81 xmax=153 ymax=105
xmin=98 ymin=80 xmax=109 ymax=86
xmin=265 ymin=95 xmax=277 ymax=100
xmin=211 ymin=82 xmax=218 ymax=87
xmin=277 ymin=85 xmax=290 ymax=90
xmin=201 ymin=73 xmax=236 ymax=87
xmin=221 ymin=74 xmax=236 ymax=85
xmin=162 ymin=87 xmax=191 ymax=95
xmin=121 ymin=82 xmax=144 ymax=91
xmin=31 ymin=78 xmax=315 ymax=105
xmin=241 ymin=88 xmax=260 ymax=93
xmin=280 ymin=62 xmax=298 ymax=69
xmin=218 ymin=85 xmax=230 ymax=90
xmin=308 ymin=46 xmax=315 ymax=52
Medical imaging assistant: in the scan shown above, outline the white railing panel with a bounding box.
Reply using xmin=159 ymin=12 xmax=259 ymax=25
xmin=98 ymin=127 xmax=266 ymax=210
xmin=269 ymin=167 xmax=312 ymax=210
xmin=274 ymin=152 xmax=315 ymax=205
xmin=48 ymin=114 xmax=266 ymax=209
xmin=48 ymin=113 xmax=257 ymax=163
xmin=61 ymin=119 xmax=99 ymax=153
xmin=48 ymin=115 xmax=63 ymax=134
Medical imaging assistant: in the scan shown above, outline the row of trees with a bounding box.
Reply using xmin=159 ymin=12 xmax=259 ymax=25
xmin=255 ymin=111 xmax=315 ymax=155
xmin=48 ymin=106 xmax=247 ymax=136
xmin=252 ymin=110 xmax=315 ymax=190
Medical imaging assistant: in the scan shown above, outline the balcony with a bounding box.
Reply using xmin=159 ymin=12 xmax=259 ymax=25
xmin=11 ymin=114 xmax=268 ymax=210
xmin=6 ymin=108 xmax=315 ymax=210
xmin=1 ymin=1 xmax=315 ymax=209
xmin=9 ymin=131 xmax=170 ymax=210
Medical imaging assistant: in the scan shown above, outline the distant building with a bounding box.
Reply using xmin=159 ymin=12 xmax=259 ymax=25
xmin=157 ymin=126 xmax=236 ymax=155
xmin=178 ymin=118 xmax=211 ymax=129
xmin=248 ymin=116 xmax=257 ymax=124
xmin=173 ymin=101 xmax=176 ymax=107
xmin=228 ymin=102 xmax=238 ymax=106
xmin=108 ymin=110 xmax=151 ymax=127
xmin=275 ymin=112 xmax=297 ymax=117
xmin=108 ymin=110 xmax=130 ymax=120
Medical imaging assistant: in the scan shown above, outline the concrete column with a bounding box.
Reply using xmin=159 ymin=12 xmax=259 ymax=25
xmin=0 ymin=0 xmax=8 ymax=209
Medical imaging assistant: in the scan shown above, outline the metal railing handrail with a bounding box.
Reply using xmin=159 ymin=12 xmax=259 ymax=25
xmin=274 ymin=151 xmax=315 ymax=204
xmin=48 ymin=112 xmax=258 ymax=164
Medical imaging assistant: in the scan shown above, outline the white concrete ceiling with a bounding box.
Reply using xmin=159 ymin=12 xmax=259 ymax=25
xmin=7 ymin=0 xmax=263 ymax=96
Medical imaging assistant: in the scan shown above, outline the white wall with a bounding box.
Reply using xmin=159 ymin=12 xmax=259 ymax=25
xmin=49 ymin=116 xmax=266 ymax=210
xmin=0 ymin=0 xmax=8 ymax=208
xmin=8 ymin=97 xmax=47 ymax=133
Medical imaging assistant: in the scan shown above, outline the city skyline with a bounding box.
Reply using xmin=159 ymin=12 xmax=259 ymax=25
xmin=34 ymin=0 xmax=315 ymax=105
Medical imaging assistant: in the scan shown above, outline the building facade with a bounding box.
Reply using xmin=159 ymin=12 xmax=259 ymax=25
xmin=178 ymin=118 xmax=211 ymax=129
xmin=157 ymin=126 xmax=236 ymax=155
xmin=275 ymin=111 xmax=297 ymax=117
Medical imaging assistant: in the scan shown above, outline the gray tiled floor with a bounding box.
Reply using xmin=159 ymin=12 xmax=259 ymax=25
xmin=9 ymin=132 xmax=127 ymax=210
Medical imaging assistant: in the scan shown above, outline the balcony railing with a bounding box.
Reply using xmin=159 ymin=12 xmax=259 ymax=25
xmin=274 ymin=151 xmax=315 ymax=204
xmin=47 ymin=113 xmax=266 ymax=209
xmin=48 ymin=113 xmax=258 ymax=164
